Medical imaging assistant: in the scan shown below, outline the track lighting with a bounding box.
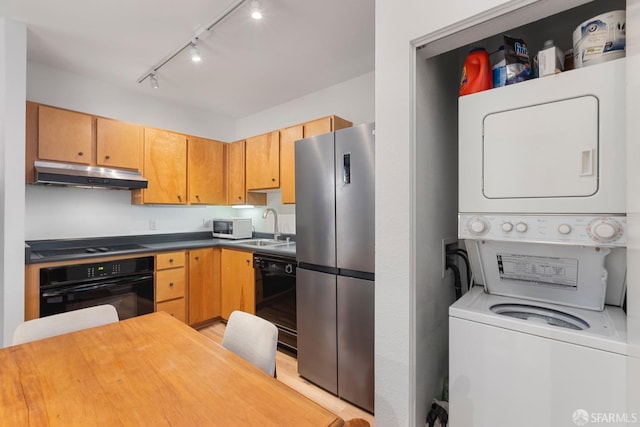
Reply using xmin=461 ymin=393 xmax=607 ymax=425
xmin=250 ymin=0 xmax=263 ymax=20
xmin=137 ymin=0 xmax=266 ymax=87
xmin=150 ymin=73 xmax=159 ymax=89
xmin=190 ymin=42 xmax=202 ymax=63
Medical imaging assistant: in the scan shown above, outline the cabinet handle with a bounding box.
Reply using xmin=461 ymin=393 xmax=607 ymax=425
xmin=169 ymin=282 xmax=174 ymax=287
xmin=78 ymin=152 xmax=84 ymax=156
xmin=272 ymin=178 xmax=275 ymax=182
xmin=105 ymin=155 xmax=110 ymax=160
xmin=195 ymin=256 xmax=199 ymax=260
xmin=169 ymin=259 xmax=174 ymax=263
xmin=177 ymin=195 xmax=182 ymax=202
xmin=195 ymin=195 xmax=200 ymax=200
xmin=238 ymin=196 xmax=241 ymax=200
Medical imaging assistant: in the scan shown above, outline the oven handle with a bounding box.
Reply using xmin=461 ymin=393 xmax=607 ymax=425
xmin=41 ymin=274 xmax=153 ymax=297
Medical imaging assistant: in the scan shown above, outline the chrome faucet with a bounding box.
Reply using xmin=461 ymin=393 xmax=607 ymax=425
xmin=262 ymin=208 xmax=280 ymax=241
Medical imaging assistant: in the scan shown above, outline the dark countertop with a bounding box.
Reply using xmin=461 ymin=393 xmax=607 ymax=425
xmin=25 ymin=232 xmax=296 ymax=264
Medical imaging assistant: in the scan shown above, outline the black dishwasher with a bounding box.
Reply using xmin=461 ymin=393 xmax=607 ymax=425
xmin=253 ymin=253 xmax=297 ymax=354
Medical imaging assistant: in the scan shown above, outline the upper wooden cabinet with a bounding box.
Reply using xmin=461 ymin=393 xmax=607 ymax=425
xmin=26 ymin=102 xmax=145 ymax=183
xmin=245 ymin=131 xmax=280 ymax=190
xmin=37 ymin=105 xmax=92 ymax=165
xmin=280 ymin=115 xmax=353 ymax=204
xmin=140 ymin=128 xmax=187 ymax=204
xmin=96 ymin=118 xmax=143 ymax=170
xmin=188 ymin=136 xmax=225 ymax=205
xmin=226 ymin=140 xmax=246 ymax=205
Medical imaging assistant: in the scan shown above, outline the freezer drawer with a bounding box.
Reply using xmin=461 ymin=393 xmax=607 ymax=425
xmin=296 ymin=267 xmax=337 ymax=394
xmin=337 ymin=275 xmax=374 ymax=412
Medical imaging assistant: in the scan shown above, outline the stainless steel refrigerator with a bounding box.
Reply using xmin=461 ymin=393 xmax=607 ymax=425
xmin=295 ymin=122 xmax=374 ymax=413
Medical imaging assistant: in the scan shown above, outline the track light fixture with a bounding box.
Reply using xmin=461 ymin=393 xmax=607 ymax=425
xmin=150 ymin=73 xmax=159 ymax=89
xmin=190 ymin=42 xmax=202 ymax=63
xmin=137 ymin=0 xmax=265 ymax=87
xmin=250 ymin=0 xmax=263 ymax=20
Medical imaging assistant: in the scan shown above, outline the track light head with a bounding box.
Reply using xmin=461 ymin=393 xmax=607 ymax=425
xmin=150 ymin=73 xmax=159 ymax=89
xmin=189 ymin=42 xmax=202 ymax=63
xmin=250 ymin=0 xmax=263 ymax=20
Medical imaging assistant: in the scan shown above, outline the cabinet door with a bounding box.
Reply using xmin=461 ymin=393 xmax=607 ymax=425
xmin=280 ymin=125 xmax=303 ymax=204
xmin=188 ymin=136 xmax=225 ymax=205
xmin=220 ymin=249 xmax=255 ymax=320
xmin=226 ymin=140 xmax=246 ymax=205
xmin=188 ymin=248 xmax=221 ymax=325
xmin=156 ymin=298 xmax=186 ymax=323
xmin=143 ymin=128 xmax=187 ymax=204
xmin=303 ymin=117 xmax=333 ymax=138
xmin=38 ymin=105 xmax=92 ymax=164
xmin=245 ymin=131 xmax=280 ymax=190
xmin=96 ymin=118 xmax=143 ymax=170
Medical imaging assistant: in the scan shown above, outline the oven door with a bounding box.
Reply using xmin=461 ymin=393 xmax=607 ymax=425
xmin=40 ymin=274 xmax=154 ymax=320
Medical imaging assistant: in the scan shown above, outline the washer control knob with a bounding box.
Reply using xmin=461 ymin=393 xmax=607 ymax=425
xmin=515 ymin=222 xmax=528 ymax=233
xmin=593 ymin=222 xmax=617 ymax=240
xmin=501 ymin=222 xmax=514 ymax=232
xmin=558 ymin=224 xmax=572 ymax=235
xmin=468 ymin=217 xmax=489 ymax=235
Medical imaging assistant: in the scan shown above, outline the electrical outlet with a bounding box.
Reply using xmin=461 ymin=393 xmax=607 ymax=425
xmin=149 ymin=219 xmax=157 ymax=230
xmin=442 ymin=237 xmax=458 ymax=278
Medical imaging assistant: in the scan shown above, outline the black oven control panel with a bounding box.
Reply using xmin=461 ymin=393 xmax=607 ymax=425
xmin=40 ymin=256 xmax=154 ymax=288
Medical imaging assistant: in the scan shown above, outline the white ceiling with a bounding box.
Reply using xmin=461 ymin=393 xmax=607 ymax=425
xmin=7 ymin=0 xmax=375 ymax=118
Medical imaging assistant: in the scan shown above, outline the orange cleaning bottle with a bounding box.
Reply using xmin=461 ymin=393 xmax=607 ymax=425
xmin=459 ymin=48 xmax=492 ymax=96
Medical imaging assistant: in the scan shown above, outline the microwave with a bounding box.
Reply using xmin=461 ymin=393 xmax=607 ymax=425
xmin=212 ymin=218 xmax=252 ymax=239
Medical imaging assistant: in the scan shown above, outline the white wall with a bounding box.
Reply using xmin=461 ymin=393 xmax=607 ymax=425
xmin=377 ymin=0 xmax=639 ymax=425
xmin=0 ymin=18 xmax=26 ymax=346
xmin=25 ymin=62 xmax=239 ymax=240
xmin=375 ymin=1 xmax=517 ymax=424
xmin=25 ymin=65 xmax=374 ymax=241
xmin=27 ymin=62 xmax=236 ymax=142
xmin=235 ymin=71 xmax=374 ymax=139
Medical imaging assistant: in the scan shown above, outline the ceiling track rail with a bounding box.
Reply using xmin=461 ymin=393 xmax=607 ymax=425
xmin=136 ymin=0 xmax=248 ymax=84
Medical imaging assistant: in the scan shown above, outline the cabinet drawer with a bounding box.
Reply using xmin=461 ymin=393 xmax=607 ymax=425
xmin=156 ymin=251 xmax=186 ymax=270
xmin=156 ymin=298 xmax=186 ymax=323
xmin=156 ymin=268 xmax=186 ymax=301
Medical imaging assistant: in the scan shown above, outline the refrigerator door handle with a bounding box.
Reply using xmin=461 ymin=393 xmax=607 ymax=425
xmin=343 ymin=153 xmax=351 ymax=184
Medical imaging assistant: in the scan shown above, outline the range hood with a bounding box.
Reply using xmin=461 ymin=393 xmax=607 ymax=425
xmin=34 ymin=160 xmax=148 ymax=190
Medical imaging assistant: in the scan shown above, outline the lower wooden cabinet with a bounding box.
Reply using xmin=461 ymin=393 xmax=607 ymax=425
xmin=156 ymin=298 xmax=186 ymax=322
xmin=155 ymin=251 xmax=186 ymax=322
xmin=220 ymin=248 xmax=255 ymax=320
xmin=188 ymin=248 xmax=221 ymax=325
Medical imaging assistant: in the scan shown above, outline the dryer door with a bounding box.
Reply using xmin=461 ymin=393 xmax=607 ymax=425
xmin=483 ymin=96 xmax=598 ymax=199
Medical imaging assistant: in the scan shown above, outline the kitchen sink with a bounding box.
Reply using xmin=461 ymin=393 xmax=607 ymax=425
xmin=238 ymin=239 xmax=290 ymax=247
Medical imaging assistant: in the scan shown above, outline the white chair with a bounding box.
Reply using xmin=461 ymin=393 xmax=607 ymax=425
xmin=12 ymin=304 xmax=119 ymax=345
xmin=222 ymin=310 xmax=279 ymax=377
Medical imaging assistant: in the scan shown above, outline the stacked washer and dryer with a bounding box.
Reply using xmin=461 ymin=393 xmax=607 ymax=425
xmin=449 ymin=57 xmax=629 ymax=426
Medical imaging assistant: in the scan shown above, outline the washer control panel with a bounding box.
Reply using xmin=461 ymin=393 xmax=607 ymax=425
xmin=459 ymin=214 xmax=626 ymax=246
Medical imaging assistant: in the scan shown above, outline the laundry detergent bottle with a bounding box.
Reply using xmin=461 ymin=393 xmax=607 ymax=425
xmin=459 ymin=48 xmax=492 ymax=96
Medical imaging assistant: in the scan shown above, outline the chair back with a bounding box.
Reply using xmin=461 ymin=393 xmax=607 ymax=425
xmin=222 ymin=310 xmax=278 ymax=376
xmin=13 ymin=304 xmax=119 ymax=345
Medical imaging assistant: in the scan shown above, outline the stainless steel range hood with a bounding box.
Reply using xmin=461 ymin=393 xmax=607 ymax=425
xmin=34 ymin=161 xmax=148 ymax=190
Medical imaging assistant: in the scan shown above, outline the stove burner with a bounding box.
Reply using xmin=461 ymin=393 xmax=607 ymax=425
xmin=33 ymin=243 xmax=148 ymax=258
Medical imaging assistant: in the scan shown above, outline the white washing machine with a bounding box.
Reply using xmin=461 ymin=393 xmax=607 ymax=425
xmin=453 ymin=56 xmax=629 ymax=426
xmin=449 ymin=286 xmax=628 ymax=427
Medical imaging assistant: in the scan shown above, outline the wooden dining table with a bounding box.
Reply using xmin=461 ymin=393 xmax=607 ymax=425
xmin=0 ymin=311 xmax=344 ymax=426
